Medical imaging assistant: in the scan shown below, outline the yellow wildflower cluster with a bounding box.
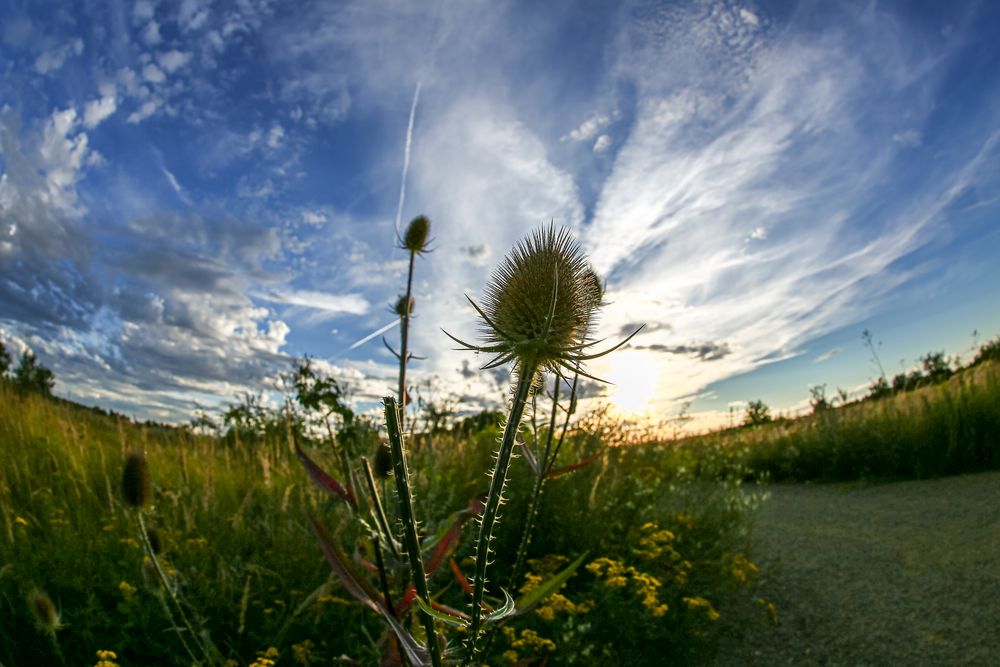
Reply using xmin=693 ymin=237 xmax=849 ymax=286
xmin=586 ymin=557 xmax=669 ymax=617
xmin=501 ymin=626 xmax=556 ymax=664
xmin=14 ymin=516 xmax=28 ymax=527
xmin=249 ymin=646 xmax=280 ymax=667
xmin=291 ymin=639 xmax=316 ymax=664
xmin=518 ymin=572 xmax=593 ymax=622
xmin=118 ymin=580 xmax=137 ymax=603
xmin=674 ymin=512 xmax=695 ymax=529
xmin=94 ymin=649 xmax=120 ymax=667
xmin=682 ymin=596 xmax=721 ymax=622
xmin=728 ymin=553 xmax=760 ymax=587
xmin=184 ymin=537 xmax=209 ymax=549
xmin=630 ymin=523 xmax=693 ymax=586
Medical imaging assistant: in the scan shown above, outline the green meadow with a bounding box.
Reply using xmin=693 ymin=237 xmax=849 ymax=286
xmin=1 ymin=352 xmax=998 ymax=666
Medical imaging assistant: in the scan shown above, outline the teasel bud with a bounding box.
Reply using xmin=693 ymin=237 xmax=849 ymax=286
xmin=146 ymin=526 xmax=162 ymax=555
xmin=28 ymin=589 xmax=61 ymax=635
xmin=374 ymin=442 xmax=393 ymax=478
xmin=393 ymin=294 xmax=414 ymax=318
xmin=122 ymin=451 xmax=150 ymax=509
xmin=403 ymin=215 xmax=430 ymax=254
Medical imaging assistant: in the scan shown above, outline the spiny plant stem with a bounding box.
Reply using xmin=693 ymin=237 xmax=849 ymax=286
xmin=384 ymin=397 xmax=442 ymax=667
xmin=510 ymin=377 xmax=560 ymax=586
xmin=136 ymin=511 xmax=219 ymax=666
xmin=465 ymin=361 xmax=537 ymax=663
xmin=398 ymin=251 xmax=416 ymax=425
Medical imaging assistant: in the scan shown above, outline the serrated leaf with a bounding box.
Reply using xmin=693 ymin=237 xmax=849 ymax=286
xmin=296 ymin=441 xmax=356 ymax=509
xmin=379 ymin=607 xmax=431 ymax=666
xmin=414 ymin=596 xmax=470 ymax=628
xmin=515 ymin=551 xmax=588 ymax=615
xmin=484 ymin=587 xmax=516 ymax=623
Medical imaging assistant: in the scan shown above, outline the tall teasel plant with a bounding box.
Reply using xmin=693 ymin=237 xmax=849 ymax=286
xmin=121 ymin=451 xmax=224 ymax=667
xmin=509 ymin=268 xmax=607 ymax=588
xmin=444 ymin=225 xmax=640 ymax=661
xmin=384 ymin=215 xmax=431 ymax=426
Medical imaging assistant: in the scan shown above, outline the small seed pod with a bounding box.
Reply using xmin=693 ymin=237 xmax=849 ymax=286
xmin=146 ymin=526 xmax=162 ymax=555
xmin=394 ymin=295 xmax=414 ymax=318
xmin=28 ymin=589 xmax=61 ymax=635
xmin=374 ymin=442 xmax=393 ymax=478
xmin=403 ymin=215 xmax=430 ymax=254
xmin=122 ymin=451 xmax=150 ymax=509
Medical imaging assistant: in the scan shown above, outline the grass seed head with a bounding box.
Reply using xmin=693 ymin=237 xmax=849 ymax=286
xmin=403 ymin=215 xmax=430 ymax=254
xmin=122 ymin=451 xmax=150 ymax=508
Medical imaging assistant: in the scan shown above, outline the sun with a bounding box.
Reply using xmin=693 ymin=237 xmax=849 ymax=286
xmin=600 ymin=350 xmax=660 ymax=417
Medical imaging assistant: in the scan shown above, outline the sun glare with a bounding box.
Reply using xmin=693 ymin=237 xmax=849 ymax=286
xmin=601 ymin=350 xmax=661 ymax=417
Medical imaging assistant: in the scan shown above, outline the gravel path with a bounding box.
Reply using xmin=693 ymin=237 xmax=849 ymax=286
xmin=712 ymin=471 xmax=1000 ymax=666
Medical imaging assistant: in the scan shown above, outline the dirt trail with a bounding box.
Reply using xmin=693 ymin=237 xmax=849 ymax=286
xmin=712 ymin=471 xmax=1000 ymax=666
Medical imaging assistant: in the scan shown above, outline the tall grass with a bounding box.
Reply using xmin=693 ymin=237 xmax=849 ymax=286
xmin=695 ymin=360 xmax=1000 ymax=482
xmin=0 ymin=378 xmax=767 ymax=665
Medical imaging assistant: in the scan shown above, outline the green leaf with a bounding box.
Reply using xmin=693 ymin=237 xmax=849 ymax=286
xmin=484 ymin=587 xmax=516 ymax=623
xmin=414 ymin=596 xmax=469 ymax=628
xmin=515 ymin=551 xmax=588 ymax=615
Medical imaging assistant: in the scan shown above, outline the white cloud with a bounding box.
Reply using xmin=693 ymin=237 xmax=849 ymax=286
xmin=179 ymin=0 xmax=209 ymax=31
xmin=143 ymin=20 xmax=162 ymax=46
xmin=892 ymin=129 xmax=922 ymax=147
xmin=158 ymin=49 xmax=192 ymax=73
xmin=133 ymin=0 xmax=155 ymax=22
xmin=593 ymin=134 xmax=612 ymax=153
xmin=266 ymin=124 xmax=285 ymax=149
xmin=564 ymin=113 xmax=611 ymax=142
xmin=34 ymin=38 xmax=84 ymax=74
xmin=142 ymin=63 xmax=166 ymax=83
xmin=260 ymin=289 xmax=370 ymax=320
xmin=814 ymin=347 xmax=842 ymax=363
xmin=83 ymin=95 xmax=117 ymax=129
xmin=127 ymin=98 xmax=161 ymax=124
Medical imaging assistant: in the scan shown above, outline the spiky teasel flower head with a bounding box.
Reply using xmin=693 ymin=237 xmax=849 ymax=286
xmin=28 ymin=589 xmax=61 ymax=635
xmin=122 ymin=451 xmax=150 ymax=509
xmin=393 ymin=294 xmax=414 ymax=318
xmin=402 ymin=215 xmax=430 ymax=254
xmin=445 ymin=225 xmax=639 ymax=379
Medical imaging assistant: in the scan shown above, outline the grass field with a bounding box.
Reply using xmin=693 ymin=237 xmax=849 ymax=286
xmin=1 ymin=357 xmax=997 ymax=665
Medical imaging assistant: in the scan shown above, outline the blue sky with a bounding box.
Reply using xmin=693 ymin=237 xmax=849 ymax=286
xmin=1 ymin=0 xmax=999 ymax=429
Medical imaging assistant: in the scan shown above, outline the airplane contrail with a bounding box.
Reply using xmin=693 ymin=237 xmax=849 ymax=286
xmin=394 ymin=81 xmax=422 ymax=237
xmin=329 ymin=319 xmax=400 ymax=361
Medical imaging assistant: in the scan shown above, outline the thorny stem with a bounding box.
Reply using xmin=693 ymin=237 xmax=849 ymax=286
xmin=399 ymin=251 xmax=416 ymax=427
xmin=136 ymin=511 xmax=220 ymax=666
xmin=384 ymin=397 xmax=442 ymax=667
xmin=510 ymin=377 xmax=561 ymax=587
xmin=465 ymin=360 xmax=537 ymax=664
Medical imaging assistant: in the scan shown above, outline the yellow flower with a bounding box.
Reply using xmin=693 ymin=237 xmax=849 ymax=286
xmin=94 ymin=650 xmax=121 ymax=667
xmin=292 ymin=639 xmax=315 ymax=665
xmin=14 ymin=516 xmax=28 ymax=527
xmin=118 ymin=580 xmax=137 ymax=603
xmin=683 ymin=596 xmax=720 ymax=621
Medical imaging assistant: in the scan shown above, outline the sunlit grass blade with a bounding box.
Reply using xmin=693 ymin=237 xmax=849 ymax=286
xmin=515 ymin=551 xmax=588 ymax=615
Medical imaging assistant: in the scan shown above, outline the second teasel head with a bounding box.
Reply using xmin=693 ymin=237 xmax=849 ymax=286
xmin=122 ymin=451 xmax=150 ymax=509
xmin=402 ymin=215 xmax=431 ymax=254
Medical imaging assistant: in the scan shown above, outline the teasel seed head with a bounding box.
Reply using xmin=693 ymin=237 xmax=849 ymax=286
xmin=122 ymin=451 xmax=150 ymax=509
xmin=374 ymin=442 xmax=393 ymax=478
xmin=394 ymin=294 xmax=414 ymax=318
xmin=28 ymin=589 xmax=61 ymax=635
xmin=445 ymin=225 xmax=640 ymax=380
xmin=146 ymin=526 xmax=162 ymax=555
xmin=403 ymin=215 xmax=430 ymax=254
